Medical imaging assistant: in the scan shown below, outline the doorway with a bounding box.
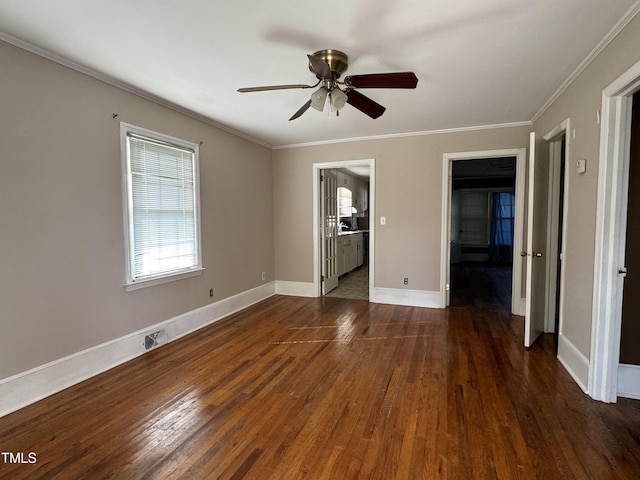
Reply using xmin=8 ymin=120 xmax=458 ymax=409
xmin=618 ymin=91 xmax=640 ymax=399
xmin=620 ymin=92 xmax=640 ymax=365
xmin=449 ymin=157 xmax=517 ymax=312
xmin=442 ymin=149 xmax=527 ymax=314
xmin=591 ymin=59 xmax=640 ymax=402
xmin=541 ymin=123 xmax=569 ymax=338
xmin=312 ymin=159 xmax=375 ymax=300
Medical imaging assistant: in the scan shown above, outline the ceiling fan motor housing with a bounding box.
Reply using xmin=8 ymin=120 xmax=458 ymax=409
xmin=309 ymin=49 xmax=348 ymax=79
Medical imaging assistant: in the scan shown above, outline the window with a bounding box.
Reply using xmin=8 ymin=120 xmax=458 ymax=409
xmin=338 ymin=187 xmax=356 ymax=217
xmin=491 ymin=192 xmax=515 ymax=246
xmin=460 ymin=191 xmax=490 ymax=245
xmin=121 ymin=123 xmax=202 ymax=289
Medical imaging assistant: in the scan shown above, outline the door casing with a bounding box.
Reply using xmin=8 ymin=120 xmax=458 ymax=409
xmin=591 ymin=59 xmax=640 ymax=402
xmin=542 ymin=120 xmax=570 ymax=335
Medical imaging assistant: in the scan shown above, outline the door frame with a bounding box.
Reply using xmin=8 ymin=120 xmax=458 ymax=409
xmin=312 ymin=159 xmax=375 ymax=298
xmin=591 ymin=59 xmax=640 ymax=402
xmin=441 ymin=148 xmax=527 ymax=314
xmin=542 ymin=119 xmax=570 ymax=334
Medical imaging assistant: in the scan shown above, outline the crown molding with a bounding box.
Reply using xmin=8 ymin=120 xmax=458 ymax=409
xmin=272 ymin=121 xmax=532 ymax=150
xmin=0 ymin=32 xmax=273 ymax=149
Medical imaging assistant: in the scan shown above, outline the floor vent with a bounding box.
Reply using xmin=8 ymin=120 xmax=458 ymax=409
xmin=143 ymin=329 xmax=167 ymax=351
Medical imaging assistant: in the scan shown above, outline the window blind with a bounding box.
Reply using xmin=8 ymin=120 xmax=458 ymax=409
xmin=460 ymin=191 xmax=489 ymax=245
xmin=126 ymin=133 xmax=199 ymax=281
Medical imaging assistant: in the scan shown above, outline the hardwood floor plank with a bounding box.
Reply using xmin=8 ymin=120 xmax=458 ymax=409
xmin=1 ymin=295 xmax=639 ymax=479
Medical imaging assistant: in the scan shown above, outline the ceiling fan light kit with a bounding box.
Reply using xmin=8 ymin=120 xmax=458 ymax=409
xmin=310 ymin=87 xmax=328 ymax=112
xmin=238 ymin=49 xmax=418 ymax=121
xmin=330 ymin=87 xmax=347 ymax=111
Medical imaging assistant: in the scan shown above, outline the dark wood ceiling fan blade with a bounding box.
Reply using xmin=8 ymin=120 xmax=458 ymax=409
xmin=344 ymin=72 xmax=418 ymax=89
xmin=307 ymin=54 xmax=332 ymax=79
xmin=238 ymin=83 xmax=315 ymax=93
xmin=346 ymin=90 xmax=386 ymax=119
xmin=289 ymin=99 xmax=312 ymax=121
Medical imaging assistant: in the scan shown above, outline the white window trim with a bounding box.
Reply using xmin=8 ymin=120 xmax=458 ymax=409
xmin=120 ymin=122 xmax=204 ymax=291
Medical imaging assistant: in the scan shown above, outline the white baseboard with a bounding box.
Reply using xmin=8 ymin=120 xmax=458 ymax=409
xmin=557 ymin=332 xmax=589 ymax=393
xmin=275 ymin=280 xmax=316 ymax=297
xmin=618 ymin=363 xmax=640 ymax=400
xmin=370 ymin=287 xmax=443 ymax=308
xmin=0 ymin=282 xmax=276 ymax=418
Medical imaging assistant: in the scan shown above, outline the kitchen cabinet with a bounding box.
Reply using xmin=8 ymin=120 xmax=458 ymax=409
xmin=337 ymin=171 xmax=354 ymax=190
xmin=358 ymin=180 xmax=369 ymax=212
xmin=352 ymin=177 xmax=361 ymax=211
xmin=354 ymin=232 xmax=363 ymax=267
xmin=339 ymin=235 xmax=353 ymax=276
xmin=337 ymin=236 xmax=347 ymax=276
xmin=337 ymin=232 xmax=363 ymax=276
xmin=351 ymin=176 xmax=368 ymax=215
xmin=356 ymin=180 xmax=368 ymax=214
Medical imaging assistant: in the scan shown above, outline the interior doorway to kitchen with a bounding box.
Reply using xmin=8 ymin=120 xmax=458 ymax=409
xmin=313 ymin=159 xmax=375 ymax=300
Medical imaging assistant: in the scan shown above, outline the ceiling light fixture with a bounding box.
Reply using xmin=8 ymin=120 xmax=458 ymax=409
xmin=310 ymin=87 xmax=328 ymax=111
xmin=330 ymin=87 xmax=347 ymax=112
xmin=238 ymin=49 xmax=418 ymax=121
xmin=310 ymin=86 xmax=348 ymax=115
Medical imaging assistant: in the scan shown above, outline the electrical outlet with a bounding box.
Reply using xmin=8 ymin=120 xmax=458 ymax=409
xmin=403 ymin=277 xmax=409 ymax=285
xmin=262 ymin=272 xmax=266 ymax=281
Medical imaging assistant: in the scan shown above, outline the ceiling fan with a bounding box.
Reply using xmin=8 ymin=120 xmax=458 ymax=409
xmin=237 ymin=49 xmax=418 ymax=121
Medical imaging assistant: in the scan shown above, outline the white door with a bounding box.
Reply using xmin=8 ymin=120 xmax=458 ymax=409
xmin=321 ymin=171 xmax=339 ymax=294
xmin=524 ymin=132 xmax=549 ymax=347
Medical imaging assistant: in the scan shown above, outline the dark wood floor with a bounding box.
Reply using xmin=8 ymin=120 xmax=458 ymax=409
xmin=1 ymin=295 xmax=639 ymax=479
xmin=450 ymin=262 xmax=513 ymax=311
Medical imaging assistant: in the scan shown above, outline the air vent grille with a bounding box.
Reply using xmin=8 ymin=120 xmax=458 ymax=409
xmin=143 ymin=329 xmax=167 ymax=351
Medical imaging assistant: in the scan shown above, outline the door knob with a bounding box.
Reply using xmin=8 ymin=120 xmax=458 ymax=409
xmin=520 ymin=251 xmax=543 ymax=257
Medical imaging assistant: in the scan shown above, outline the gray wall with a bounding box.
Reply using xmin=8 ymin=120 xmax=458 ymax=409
xmin=533 ymin=12 xmax=640 ymax=361
xmin=272 ymin=128 xmax=531 ymax=291
xmin=0 ymin=40 xmax=274 ymax=380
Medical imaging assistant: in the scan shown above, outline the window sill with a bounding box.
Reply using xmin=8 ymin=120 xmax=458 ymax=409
xmin=124 ymin=268 xmax=205 ymax=292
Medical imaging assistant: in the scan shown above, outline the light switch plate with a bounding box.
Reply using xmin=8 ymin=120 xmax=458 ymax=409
xmin=577 ymin=158 xmax=586 ymax=174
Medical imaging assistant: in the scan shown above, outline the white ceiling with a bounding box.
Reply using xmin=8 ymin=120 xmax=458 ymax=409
xmin=1 ymin=0 xmax=638 ymax=148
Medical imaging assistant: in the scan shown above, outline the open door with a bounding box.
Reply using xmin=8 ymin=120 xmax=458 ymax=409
xmin=524 ymin=132 xmax=549 ymax=347
xmin=321 ymin=170 xmax=339 ymax=294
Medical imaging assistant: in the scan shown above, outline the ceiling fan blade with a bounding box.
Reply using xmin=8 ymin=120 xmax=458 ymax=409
xmin=307 ymin=54 xmax=332 ymax=80
xmin=289 ymin=99 xmax=312 ymax=121
xmin=238 ymin=84 xmax=315 ymax=93
xmin=346 ymin=90 xmax=386 ymax=119
xmin=344 ymin=72 xmax=418 ymax=89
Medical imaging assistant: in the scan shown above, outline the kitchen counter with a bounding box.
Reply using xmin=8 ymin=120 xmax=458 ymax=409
xmin=338 ymin=229 xmax=369 ymax=236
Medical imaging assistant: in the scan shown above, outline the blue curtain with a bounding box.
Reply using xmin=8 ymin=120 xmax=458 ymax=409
xmin=489 ymin=192 xmax=515 ymax=263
